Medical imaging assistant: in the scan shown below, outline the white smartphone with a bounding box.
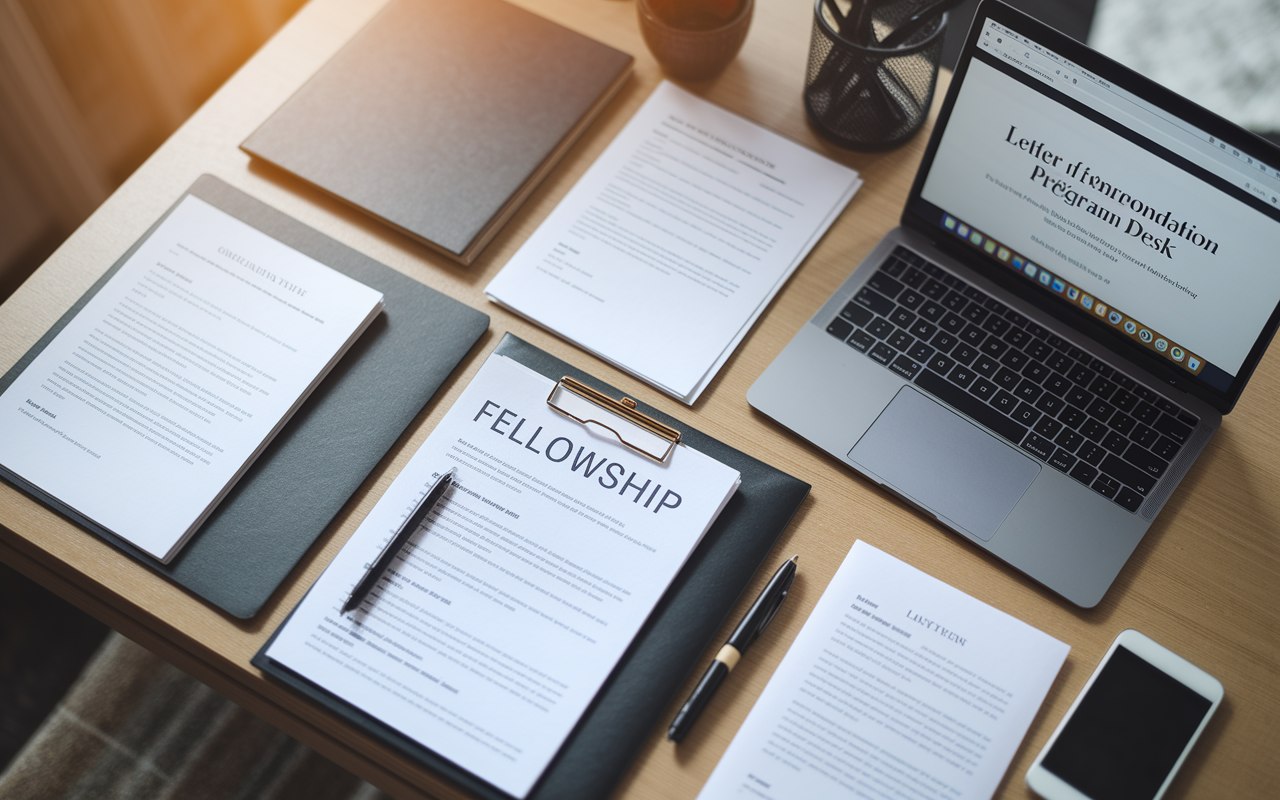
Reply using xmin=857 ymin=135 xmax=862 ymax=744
xmin=1026 ymin=629 xmax=1223 ymax=800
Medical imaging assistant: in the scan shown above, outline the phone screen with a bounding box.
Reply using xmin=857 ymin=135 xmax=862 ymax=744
xmin=1040 ymin=645 xmax=1213 ymax=800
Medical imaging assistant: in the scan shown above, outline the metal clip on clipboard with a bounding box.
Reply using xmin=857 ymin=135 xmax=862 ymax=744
xmin=547 ymin=377 xmax=681 ymax=463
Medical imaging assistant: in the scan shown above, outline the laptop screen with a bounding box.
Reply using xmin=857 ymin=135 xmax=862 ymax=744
xmin=904 ymin=1 xmax=1280 ymax=412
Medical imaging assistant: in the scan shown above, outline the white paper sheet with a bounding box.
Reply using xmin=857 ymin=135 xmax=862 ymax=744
xmin=699 ymin=540 xmax=1069 ymax=800
xmin=485 ymin=81 xmax=861 ymax=404
xmin=265 ymin=354 xmax=741 ymax=798
xmin=0 ymin=195 xmax=384 ymax=561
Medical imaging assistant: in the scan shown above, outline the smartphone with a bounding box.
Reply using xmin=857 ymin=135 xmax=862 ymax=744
xmin=1026 ymin=629 xmax=1223 ymax=800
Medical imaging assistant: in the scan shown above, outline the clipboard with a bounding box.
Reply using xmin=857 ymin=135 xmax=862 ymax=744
xmin=0 ymin=175 xmax=489 ymax=618
xmin=253 ymin=333 xmax=811 ymax=800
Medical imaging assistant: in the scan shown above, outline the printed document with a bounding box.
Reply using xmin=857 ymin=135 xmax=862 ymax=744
xmin=0 ymin=195 xmax=384 ymax=561
xmin=699 ymin=540 xmax=1068 ymax=800
xmin=485 ymin=81 xmax=861 ymax=404
xmin=264 ymin=354 xmax=741 ymax=798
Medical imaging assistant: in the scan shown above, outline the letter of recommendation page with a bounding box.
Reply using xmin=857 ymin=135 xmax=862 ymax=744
xmin=699 ymin=541 xmax=1068 ymax=800
xmin=485 ymin=81 xmax=861 ymax=404
xmin=264 ymin=354 xmax=741 ymax=799
xmin=0 ymin=194 xmax=383 ymax=562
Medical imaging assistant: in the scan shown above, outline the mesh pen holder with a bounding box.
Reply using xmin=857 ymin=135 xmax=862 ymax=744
xmin=804 ymin=0 xmax=947 ymax=151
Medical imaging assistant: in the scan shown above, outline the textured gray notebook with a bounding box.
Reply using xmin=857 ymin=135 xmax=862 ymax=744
xmin=241 ymin=0 xmax=633 ymax=264
xmin=0 ymin=175 xmax=489 ymax=618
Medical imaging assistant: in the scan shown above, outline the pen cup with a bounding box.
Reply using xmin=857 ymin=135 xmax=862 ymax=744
xmin=803 ymin=0 xmax=946 ymax=150
xmin=637 ymin=0 xmax=754 ymax=81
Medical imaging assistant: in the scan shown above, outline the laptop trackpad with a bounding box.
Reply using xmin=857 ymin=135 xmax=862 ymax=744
xmin=849 ymin=387 xmax=1039 ymax=541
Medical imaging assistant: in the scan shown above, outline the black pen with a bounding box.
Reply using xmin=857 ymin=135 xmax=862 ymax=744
xmin=341 ymin=467 xmax=456 ymax=615
xmin=667 ymin=554 xmax=799 ymax=742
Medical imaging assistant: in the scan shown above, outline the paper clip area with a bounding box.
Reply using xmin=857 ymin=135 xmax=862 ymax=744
xmin=547 ymin=377 xmax=681 ymax=463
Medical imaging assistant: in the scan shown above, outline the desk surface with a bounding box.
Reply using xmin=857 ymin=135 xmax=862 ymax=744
xmin=2 ymin=1 xmax=1278 ymax=798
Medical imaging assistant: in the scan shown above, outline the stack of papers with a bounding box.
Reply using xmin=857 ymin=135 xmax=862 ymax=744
xmin=486 ymin=82 xmax=861 ymax=404
xmin=264 ymin=353 xmax=741 ymax=798
xmin=699 ymin=541 xmax=1069 ymax=800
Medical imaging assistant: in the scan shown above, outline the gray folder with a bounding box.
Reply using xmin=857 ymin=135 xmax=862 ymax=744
xmin=254 ymin=333 xmax=811 ymax=800
xmin=0 ymin=175 xmax=489 ymax=618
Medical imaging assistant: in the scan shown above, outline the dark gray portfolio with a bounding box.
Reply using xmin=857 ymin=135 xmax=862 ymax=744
xmin=241 ymin=0 xmax=633 ymax=265
xmin=254 ymin=333 xmax=811 ymax=800
xmin=0 ymin=175 xmax=489 ymax=618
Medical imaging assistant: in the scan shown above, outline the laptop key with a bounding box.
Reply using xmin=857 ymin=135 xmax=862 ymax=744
xmin=869 ymin=342 xmax=896 ymax=365
xmin=992 ymin=390 xmax=1018 ymax=414
xmin=887 ymin=330 xmax=915 ymax=351
xmin=914 ymin=369 xmax=1029 ymax=445
xmin=1066 ymin=364 xmax=1096 ymax=386
xmin=1153 ymin=413 xmax=1193 ymax=443
xmin=1065 ymin=386 xmax=1094 ymax=408
xmin=1090 ymin=376 xmax=1117 ymax=400
xmin=1043 ymin=372 xmax=1072 ymax=396
xmin=890 ymin=354 xmax=921 ymax=380
xmin=840 ymin=302 xmax=873 ymax=327
xmin=1014 ymin=379 xmax=1043 ymax=403
xmin=931 ymin=331 xmax=958 ymax=354
xmin=1078 ymin=442 xmax=1107 ymax=466
xmin=1089 ymin=358 xmax=1114 ymax=378
xmin=889 ymin=307 xmax=917 ymax=329
xmin=918 ymin=300 xmax=946 ymax=322
xmin=1070 ymin=461 xmax=1099 ymax=485
xmin=854 ymin=287 xmax=896 ymax=316
xmin=1013 ymin=402 xmax=1041 ymax=426
xmin=1046 ymin=352 xmax=1074 ymax=373
xmin=849 ymin=330 xmax=875 ymax=352
xmin=1110 ymin=412 xmax=1137 ymax=436
xmin=922 ymin=279 xmax=949 ymax=300
xmin=1102 ymin=454 xmax=1156 ymax=495
xmin=979 ymin=337 xmax=1009 ymax=358
xmin=898 ymin=288 xmax=925 ymax=310
xmin=1123 ymin=443 xmax=1168 ymax=478
xmin=827 ymin=317 xmax=853 ymax=341
xmin=951 ymin=342 xmax=979 ymax=366
xmin=867 ymin=271 xmax=904 ymax=298
xmin=1080 ymin=418 xmax=1108 ymax=442
xmin=940 ymin=312 xmax=967 ymax=334
xmin=994 ymin=368 xmax=1021 ymax=390
xmin=961 ymin=324 xmax=987 ymax=346
xmin=1025 ymin=339 xmax=1053 ymax=362
xmin=1155 ymin=398 xmax=1180 ymax=415
xmin=1058 ymin=405 xmax=1087 ymax=429
xmin=910 ymin=320 xmax=938 ymax=341
xmin=970 ymin=377 xmax=997 ymax=401
xmin=942 ymin=290 xmax=968 ymax=312
xmin=1152 ymin=436 xmax=1180 ymax=460
xmin=1022 ymin=360 xmax=1050 ymax=384
xmin=927 ymin=353 xmax=956 ymax=375
xmin=1101 ymin=431 xmax=1128 ymax=454
xmin=1021 ymin=432 xmax=1054 ymax=460
xmin=1110 ymin=388 xmax=1138 ymax=413
xmin=1132 ymin=401 xmax=1160 ymax=425
xmin=1091 ymin=474 xmax=1121 ymax=499
xmin=1036 ymin=393 xmax=1066 ymax=416
xmin=882 ymin=257 xmax=907 ymax=277
xmin=1034 ymin=415 xmax=1063 ymax=439
xmin=1000 ymin=349 xmax=1029 ymax=371
xmin=907 ymin=342 xmax=935 ymax=363
xmin=901 ymin=268 xmax=926 ymax=288
xmin=1049 ymin=448 xmax=1077 ymax=473
xmin=1004 ymin=328 xmax=1032 ymax=350
xmin=866 ymin=316 xmax=895 ymax=339
xmin=963 ymin=304 xmax=990 ymax=325
xmin=1004 ymin=309 xmax=1029 ymax=328
xmin=1055 ymin=428 xmax=1085 ymax=453
xmin=1086 ymin=397 xmax=1115 ymax=423
xmin=982 ymin=314 xmax=1012 ymax=336
xmin=1115 ymin=487 xmax=1143 ymax=512
xmin=1132 ymin=424 xmax=1159 ymax=449
xmin=948 ymin=365 xmax=976 ymax=389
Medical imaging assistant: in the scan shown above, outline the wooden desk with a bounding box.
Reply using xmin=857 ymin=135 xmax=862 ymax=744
xmin=2 ymin=1 xmax=1277 ymax=797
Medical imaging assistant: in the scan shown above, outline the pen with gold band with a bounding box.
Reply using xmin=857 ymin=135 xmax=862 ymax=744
xmin=667 ymin=554 xmax=799 ymax=742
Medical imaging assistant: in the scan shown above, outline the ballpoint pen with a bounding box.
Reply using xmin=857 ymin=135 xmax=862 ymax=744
xmin=667 ymin=554 xmax=799 ymax=742
xmin=341 ymin=467 xmax=456 ymax=615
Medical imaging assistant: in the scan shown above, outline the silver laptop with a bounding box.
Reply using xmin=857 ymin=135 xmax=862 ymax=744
xmin=749 ymin=0 xmax=1280 ymax=607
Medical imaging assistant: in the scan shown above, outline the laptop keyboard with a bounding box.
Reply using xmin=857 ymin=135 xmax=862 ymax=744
xmin=826 ymin=246 xmax=1199 ymax=513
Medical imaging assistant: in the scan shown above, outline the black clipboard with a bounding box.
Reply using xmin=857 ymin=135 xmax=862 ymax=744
xmin=252 ymin=333 xmax=810 ymax=800
xmin=0 ymin=175 xmax=489 ymax=618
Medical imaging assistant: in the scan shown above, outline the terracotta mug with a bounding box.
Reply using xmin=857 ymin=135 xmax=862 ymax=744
xmin=636 ymin=0 xmax=754 ymax=81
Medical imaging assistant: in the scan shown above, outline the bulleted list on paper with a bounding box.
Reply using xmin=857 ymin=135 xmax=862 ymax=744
xmin=0 ymin=195 xmax=384 ymax=561
xmin=265 ymin=355 xmax=740 ymax=798
xmin=486 ymin=81 xmax=860 ymax=404
xmin=698 ymin=541 xmax=1068 ymax=800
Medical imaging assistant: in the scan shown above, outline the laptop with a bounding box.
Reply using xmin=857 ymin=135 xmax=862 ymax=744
xmin=749 ymin=0 xmax=1280 ymax=607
